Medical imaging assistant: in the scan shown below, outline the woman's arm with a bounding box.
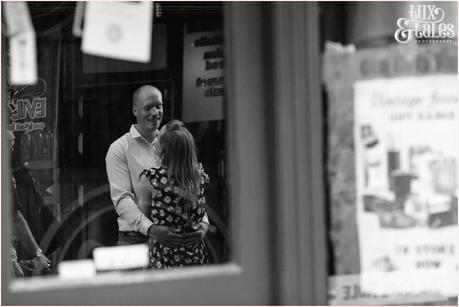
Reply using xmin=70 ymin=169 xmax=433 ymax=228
xmin=13 ymin=210 xmax=51 ymax=272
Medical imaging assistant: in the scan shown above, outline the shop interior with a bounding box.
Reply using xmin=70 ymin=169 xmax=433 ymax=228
xmin=6 ymin=1 xmax=229 ymax=276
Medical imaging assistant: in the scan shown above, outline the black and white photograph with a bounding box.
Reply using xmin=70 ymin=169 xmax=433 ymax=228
xmin=1 ymin=1 xmax=457 ymax=305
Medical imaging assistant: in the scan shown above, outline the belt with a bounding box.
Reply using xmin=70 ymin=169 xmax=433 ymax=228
xmin=118 ymin=231 xmax=148 ymax=239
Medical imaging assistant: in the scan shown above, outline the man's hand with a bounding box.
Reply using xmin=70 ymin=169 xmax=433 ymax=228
xmin=148 ymin=225 xmax=183 ymax=248
xmin=33 ymin=254 xmax=51 ymax=274
xmin=183 ymin=222 xmax=209 ymax=249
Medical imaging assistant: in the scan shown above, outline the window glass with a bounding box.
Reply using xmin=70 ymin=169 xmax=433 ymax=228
xmin=4 ymin=1 xmax=229 ymax=281
xmin=321 ymin=2 xmax=458 ymax=305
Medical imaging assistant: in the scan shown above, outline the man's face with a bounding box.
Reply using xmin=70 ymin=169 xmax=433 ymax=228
xmin=133 ymin=91 xmax=163 ymax=133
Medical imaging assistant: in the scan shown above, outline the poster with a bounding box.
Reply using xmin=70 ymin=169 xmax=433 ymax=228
xmin=354 ymin=75 xmax=458 ymax=297
xmin=328 ymin=273 xmax=450 ymax=305
xmin=182 ymin=28 xmax=224 ymax=123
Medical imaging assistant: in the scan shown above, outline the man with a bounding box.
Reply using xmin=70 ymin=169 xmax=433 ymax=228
xmin=106 ymin=85 xmax=209 ymax=246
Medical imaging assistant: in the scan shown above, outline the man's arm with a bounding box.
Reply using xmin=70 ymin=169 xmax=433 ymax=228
xmin=106 ymin=141 xmax=153 ymax=235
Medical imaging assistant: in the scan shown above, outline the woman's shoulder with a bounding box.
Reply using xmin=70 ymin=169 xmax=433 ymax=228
xmin=140 ymin=165 xmax=166 ymax=175
xmin=139 ymin=165 xmax=167 ymax=184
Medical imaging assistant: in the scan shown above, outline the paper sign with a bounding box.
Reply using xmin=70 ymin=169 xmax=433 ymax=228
xmin=58 ymin=259 xmax=96 ymax=280
xmin=182 ymin=28 xmax=224 ymax=122
xmin=329 ymin=272 xmax=452 ymax=305
xmin=3 ymin=2 xmax=37 ymax=85
xmin=354 ymin=75 xmax=458 ymax=297
xmin=82 ymin=2 xmax=153 ymax=63
xmin=93 ymin=244 xmax=149 ymax=271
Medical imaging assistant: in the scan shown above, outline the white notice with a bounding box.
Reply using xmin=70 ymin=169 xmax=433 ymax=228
xmin=82 ymin=2 xmax=153 ymax=63
xmin=93 ymin=244 xmax=149 ymax=271
xmin=3 ymin=2 xmax=37 ymax=85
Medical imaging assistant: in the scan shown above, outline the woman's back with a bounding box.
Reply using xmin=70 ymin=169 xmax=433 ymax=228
xmin=140 ymin=162 xmax=209 ymax=269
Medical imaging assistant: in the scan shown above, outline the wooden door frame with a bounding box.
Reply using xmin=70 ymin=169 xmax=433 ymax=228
xmin=267 ymin=2 xmax=327 ymax=304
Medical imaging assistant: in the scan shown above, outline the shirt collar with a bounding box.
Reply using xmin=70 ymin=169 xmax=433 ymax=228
xmin=130 ymin=125 xmax=158 ymax=144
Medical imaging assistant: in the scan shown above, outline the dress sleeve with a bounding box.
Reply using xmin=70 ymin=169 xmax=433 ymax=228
xmin=197 ymin=163 xmax=210 ymax=188
xmin=139 ymin=167 xmax=160 ymax=188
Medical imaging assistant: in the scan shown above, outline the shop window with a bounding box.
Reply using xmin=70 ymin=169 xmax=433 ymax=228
xmin=3 ymin=1 xmax=230 ymax=281
xmin=321 ymin=2 xmax=458 ymax=305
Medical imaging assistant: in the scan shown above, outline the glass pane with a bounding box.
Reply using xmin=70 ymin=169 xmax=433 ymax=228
xmin=321 ymin=2 xmax=458 ymax=305
xmin=3 ymin=1 xmax=229 ymax=281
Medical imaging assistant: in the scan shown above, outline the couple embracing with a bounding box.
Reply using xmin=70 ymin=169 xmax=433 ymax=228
xmin=106 ymin=85 xmax=209 ymax=269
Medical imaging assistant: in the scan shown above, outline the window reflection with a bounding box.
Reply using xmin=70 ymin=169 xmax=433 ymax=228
xmin=5 ymin=1 xmax=229 ymax=279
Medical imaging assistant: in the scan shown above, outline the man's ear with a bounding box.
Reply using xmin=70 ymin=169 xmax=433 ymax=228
xmin=132 ymin=104 xmax=137 ymax=116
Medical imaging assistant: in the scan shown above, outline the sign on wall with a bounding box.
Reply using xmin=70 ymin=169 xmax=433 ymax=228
xmin=182 ymin=28 xmax=224 ymax=123
xmin=354 ymin=75 xmax=458 ymax=297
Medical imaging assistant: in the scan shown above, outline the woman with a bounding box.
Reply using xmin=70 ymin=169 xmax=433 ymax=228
xmin=7 ymin=129 xmax=51 ymax=277
xmin=139 ymin=120 xmax=209 ymax=269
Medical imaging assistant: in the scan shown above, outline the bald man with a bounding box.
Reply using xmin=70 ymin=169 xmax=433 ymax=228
xmin=106 ymin=85 xmax=209 ymax=246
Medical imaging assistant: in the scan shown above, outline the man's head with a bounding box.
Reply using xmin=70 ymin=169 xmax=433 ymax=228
xmin=132 ymin=85 xmax=163 ymax=136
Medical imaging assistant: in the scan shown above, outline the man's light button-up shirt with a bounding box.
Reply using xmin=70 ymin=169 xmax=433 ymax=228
xmin=106 ymin=125 xmax=160 ymax=235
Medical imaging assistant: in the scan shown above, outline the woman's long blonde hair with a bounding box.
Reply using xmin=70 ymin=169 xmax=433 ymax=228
xmin=159 ymin=120 xmax=201 ymax=202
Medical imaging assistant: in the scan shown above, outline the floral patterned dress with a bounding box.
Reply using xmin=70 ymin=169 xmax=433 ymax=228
xmin=139 ymin=163 xmax=209 ymax=269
